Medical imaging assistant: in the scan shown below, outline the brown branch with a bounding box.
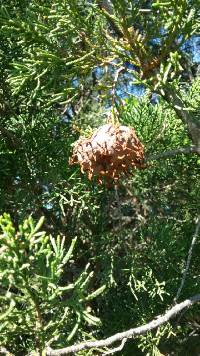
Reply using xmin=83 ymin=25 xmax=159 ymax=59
xmin=146 ymin=146 xmax=200 ymax=162
xmin=161 ymin=88 xmax=200 ymax=147
xmin=46 ymin=294 xmax=200 ymax=356
xmin=174 ymin=216 xmax=200 ymax=302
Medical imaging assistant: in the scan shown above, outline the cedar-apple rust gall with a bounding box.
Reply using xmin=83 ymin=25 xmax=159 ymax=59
xmin=69 ymin=124 xmax=145 ymax=185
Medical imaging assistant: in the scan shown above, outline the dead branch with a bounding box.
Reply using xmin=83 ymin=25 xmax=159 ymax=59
xmin=46 ymin=294 xmax=200 ymax=355
xmin=174 ymin=216 xmax=200 ymax=302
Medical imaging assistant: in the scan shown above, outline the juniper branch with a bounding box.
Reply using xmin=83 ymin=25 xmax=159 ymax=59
xmin=46 ymin=294 xmax=200 ymax=355
xmin=146 ymin=146 xmax=200 ymax=162
xmin=174 ymin=216 xmax=200 ymax=302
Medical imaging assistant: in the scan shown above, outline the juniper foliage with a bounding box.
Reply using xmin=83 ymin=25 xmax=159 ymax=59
xmin=0 ymin=0 xmax=200 ymax=355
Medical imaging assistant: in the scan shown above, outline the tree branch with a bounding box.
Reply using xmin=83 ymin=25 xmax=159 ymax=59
xmin=103 ymin=338 xmax=127 ymax=355
xmin=111 ymin=66 xmax=125 ymax=108
xmin=146 ymin=146 xmax=200 ymax=162
xmin=161 ymin=88 xmax=200 ymax=147
xmin=46 ymin=294 xmax=200 ymax=356
xmin=174 ymin=216 xmax=200 ymax=302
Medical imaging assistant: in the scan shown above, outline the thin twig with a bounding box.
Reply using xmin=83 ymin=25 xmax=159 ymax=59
xmin=146 ymin=146 xmax=200 ymax=162
xmin=103 ymin=338 xmax=127 ymax=355
xmin=111 ymin=66 xmax=125 ymax=110
xmin=46 ymin=294 xmax=200 ymax=355
xmin=174 ymin=216 xmax=200 ymax=302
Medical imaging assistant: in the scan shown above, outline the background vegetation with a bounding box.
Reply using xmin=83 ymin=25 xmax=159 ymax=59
xmin=0 ymin=1 xmax=199 ymax=355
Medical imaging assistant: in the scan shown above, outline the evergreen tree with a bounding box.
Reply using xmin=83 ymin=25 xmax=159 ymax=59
xmin=0 ymin=1 xmax=200 ymax=355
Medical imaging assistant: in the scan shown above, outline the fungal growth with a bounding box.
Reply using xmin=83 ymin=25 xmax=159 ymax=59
xmin=69 ymin=124 xmax=145 ymax=184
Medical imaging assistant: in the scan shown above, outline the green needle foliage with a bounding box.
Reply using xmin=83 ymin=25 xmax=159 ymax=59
xmin=0 ymin=0 xmax=200 ymax=355
xmin=0 ymin=214 xmax=105 ymax=355
xmin=0 ymin=0 xmax=199 ymax=110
